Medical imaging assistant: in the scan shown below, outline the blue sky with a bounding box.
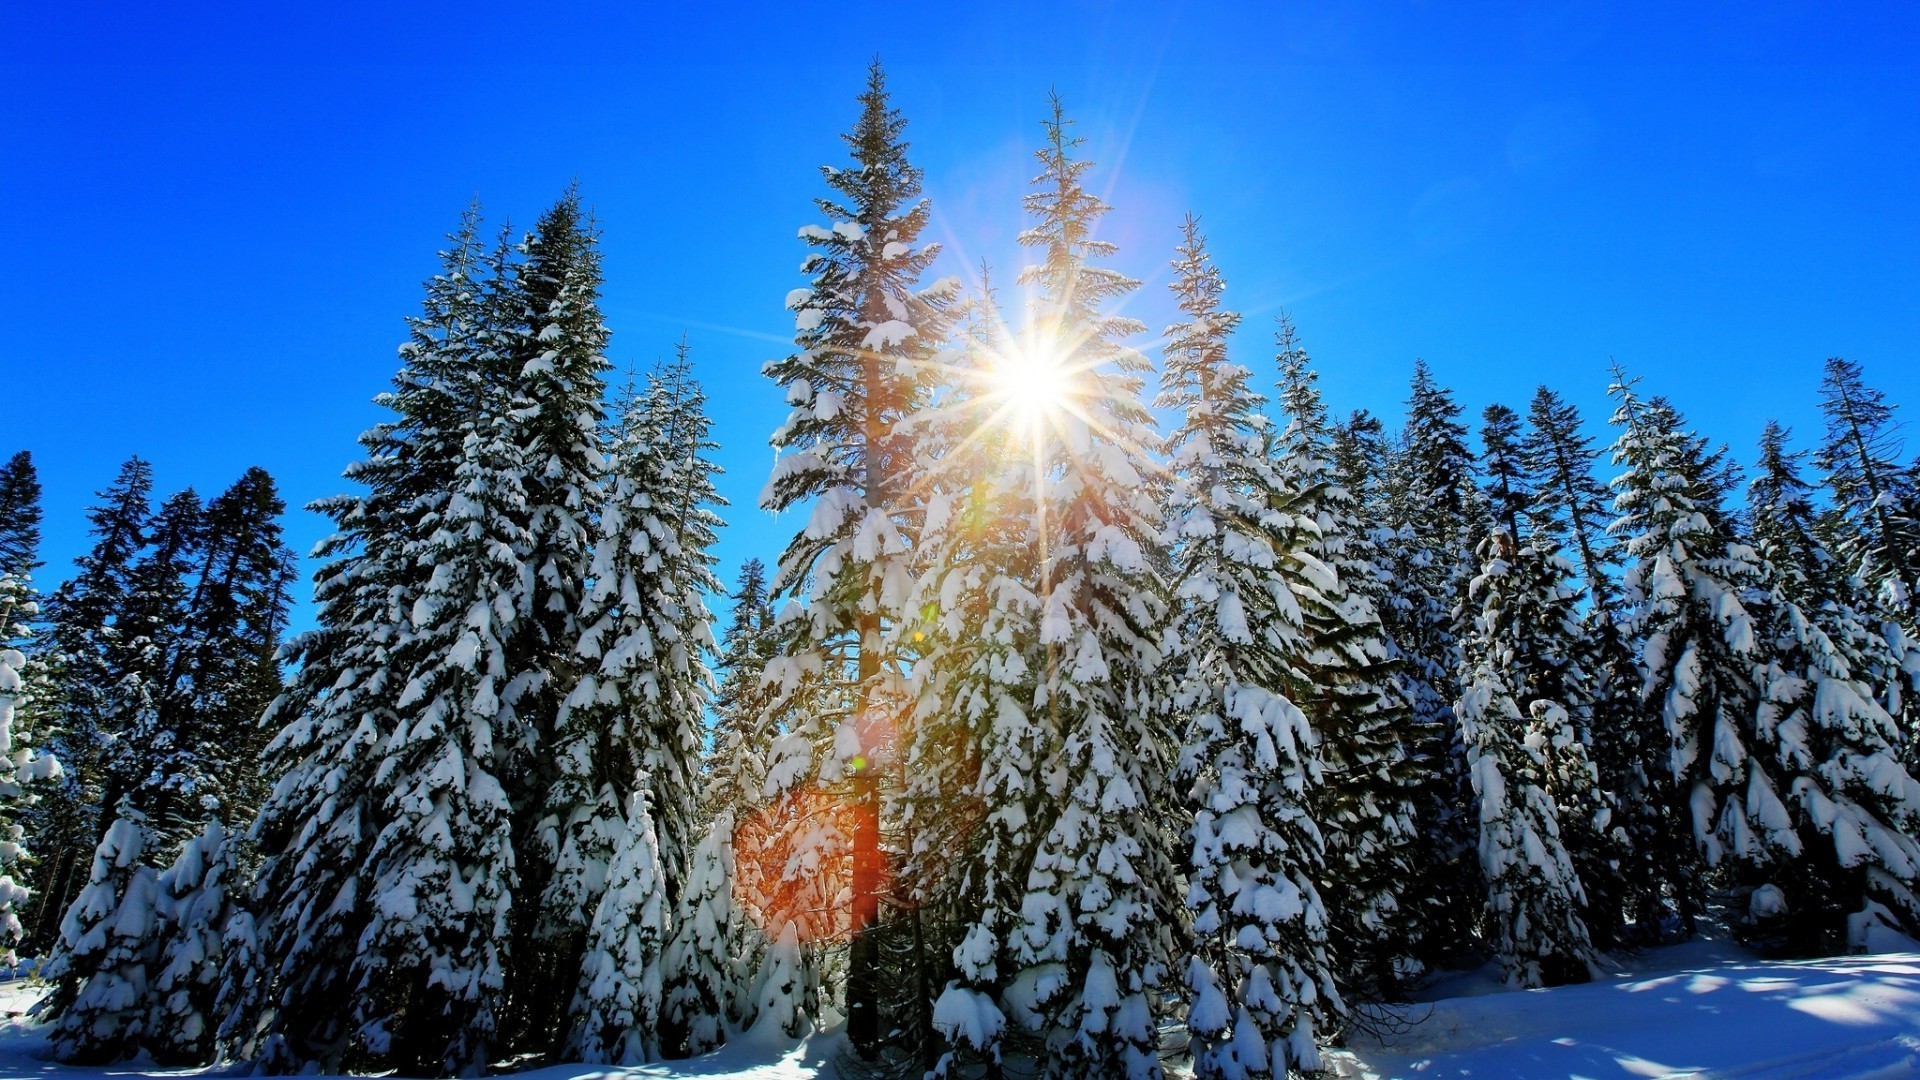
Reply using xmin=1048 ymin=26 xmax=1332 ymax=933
xmin=6 ymin=2 xmax=1917 ymax=627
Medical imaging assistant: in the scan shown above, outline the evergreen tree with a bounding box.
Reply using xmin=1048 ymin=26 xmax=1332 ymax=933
xmin=2 ymin=571 xmax=60 ymax=965
xmin=1459 ymin=533 xmax=1597 ymax=987
xmin=993 ymin=95 xmax=1177 ymax=1080
xmin=1380 ymin=361 xmax=1480 ymax=964
xmin=1522 ymin=387 xmax=1621 ymax=613
xmin=25 ymin=457 xmax=153 ymax=953
xmin=1743 ymin=422 xmax=1920 ymax=942
xmin=0 ymin=451 xmax=43 ymax=580
xmin=1815 ymin=357 xmax=1920 ymax=624
xmin=1273 ymin=333 xmax=1426 ymax=1004
xmin=1160 ymin=228 xmax=1336 ymax=1077
xmin=44 ymin=805 xmax=161 ymax=1064
xmin=757 ymin=61 xmax=959 ymax=1052
xmin=568 ymin=791 xmax=669 ymax=1065
xmin=148 ymin=818 xmax=243 ymax=1065
xmin=1608 ymin=374 xmax=1763 ymax=932
xmin=241 ymin=207 xmax=510 ymax=1073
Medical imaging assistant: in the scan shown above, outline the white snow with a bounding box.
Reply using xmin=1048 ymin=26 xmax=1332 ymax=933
xmin=1329 ymin=934 xmax=1920 ymax=1079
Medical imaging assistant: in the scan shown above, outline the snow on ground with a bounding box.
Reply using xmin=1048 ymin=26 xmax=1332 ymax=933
xmin=6 ymin=933 xmax=1920 ymax=1080
xmin=1330 ymin=928 xmax=1920 ymax=1079
xmin=0 ymin=980 xmax=846 ymax=1080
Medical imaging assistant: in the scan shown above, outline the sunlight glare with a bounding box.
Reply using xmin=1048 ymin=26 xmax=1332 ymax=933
xmin=990 ymin=334 xmax=1071 ymax=428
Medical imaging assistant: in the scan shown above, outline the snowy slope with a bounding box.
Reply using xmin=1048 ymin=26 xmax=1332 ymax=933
xmin=1330 ymin=937 xmax=1920 ymax=1079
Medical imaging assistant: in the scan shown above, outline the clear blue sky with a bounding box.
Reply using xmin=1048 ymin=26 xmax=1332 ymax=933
xmin=7 ymin=2 xmax=1917 ymax=630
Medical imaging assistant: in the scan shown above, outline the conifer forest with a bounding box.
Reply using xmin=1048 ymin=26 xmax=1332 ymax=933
xmin=6 ymin=60 xmax=1920 ymax=1080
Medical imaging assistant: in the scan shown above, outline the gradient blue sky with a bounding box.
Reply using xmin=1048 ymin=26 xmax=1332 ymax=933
xmin=6 ymin=2 xmax=1917 ymax=628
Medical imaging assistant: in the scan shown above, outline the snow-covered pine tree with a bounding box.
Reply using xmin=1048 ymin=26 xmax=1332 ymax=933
xmin=2 ymin=570 xmax=60 ymax=966
xmin=1458 ymin=532 xmax=1597 ymax=987
xmin=0 ymin=451 xmax=43 ymax=581
xmin=176 ymin=468 xmax=296 ymax=827
xmin=757 ymin=62 xmax=959 ymax=1052
xmin=569 ymin=789 xmax=669 ymax=1065
xmin=1478 ymin=405 xmax=1623 ymax=949
xmin=1380 ymin=360 xmax=1481 ymax=965
xmin=1742 ymin=422 xmax=1920 ymax=942
xmin=1273 ymin=331 xmax=1427 ymax=1005
xmin=43 ymin=803 xmax=161 ymax=1063
xmin=1159 ymin=224 xmax=1336 ymax=1078
xmin=911 ymin=270 xmax=1053 ymax=1077
xmin=993 ymin=96 xmax=1177 ymax=1080
xmin=1522 ymin=386 xmax=1654 ymax=941
xmin=104 ymin=487 xmax=204 ymax=849
xmin=23 ymin=458 xmax=152 ymax=952
xmin=1608 ymin=372 xmax=1765 ymax=932
xmin=147 ymin=817 xmax=242 ymax=1065
xmin=239 ymin=206 xmax=508 ymax=1072
xmin=489 ymin=190 xmax=617 ymax=1049
xmin=1815 ymin=357 xmax=1920 ymax=628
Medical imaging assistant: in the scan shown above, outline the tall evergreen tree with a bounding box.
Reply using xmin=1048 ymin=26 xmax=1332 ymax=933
xmin=991 ymin=95 xmax=1176 ymax=1080
xmin=757 ymin=62 xmax=959 ymax=1053
xmin=1 ymin=570 xmax=59 ymax=965
xmin=1608 ymin=374 xmax=1763 ymax=932
xmin=1815 ymin=357 xmax=1920 ymax=624
xmin=1273 ymin=334 xmax=1426 ymax=1004
xmin=0 ymin=451 xmax=43 ymax=580
xmin=1159 ymin=228 xmax=1337 ymax=1078
xmin=24 ymin=457 xmax=153 ymax=952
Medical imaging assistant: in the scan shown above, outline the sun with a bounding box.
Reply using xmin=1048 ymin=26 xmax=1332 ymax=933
xmin=989 ymin=333 xmax=1073 ymax=428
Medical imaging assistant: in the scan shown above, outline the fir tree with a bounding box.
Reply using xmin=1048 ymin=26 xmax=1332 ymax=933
xmin=1 ymin=571 xmax=60 ymax=965
xmin=44 ymin=804 xmax=161 ymax=1064
xmin=568 ymin=790 xmax=669 ymax=1065
xmin=993 ymin=95 xmax=1177 ymax=1080
xmin=1608 ymin=373 xmax=1763 ymax=932
xmin=1160 ymin=228 xmax=1336 ymax=1077
xmin=757 ymin=61 xmax=959 ymax=1052
xmin=1273 ymin=332 xmax=1426 ymax=1004
xmin=1459 ymin=533 xmax=1597 ymax=987
xmin=0 ymin=451 xmax=43 ymax=580
xmin=25 ymin=457 xmax=153 ymax=953
xmin=148 ymin=818 xmax=243 ymax=1065
xmin=1815 ymin=357 xmax=1920 ymax=624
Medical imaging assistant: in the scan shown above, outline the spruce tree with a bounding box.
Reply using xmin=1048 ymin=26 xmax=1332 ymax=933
xmin=1380 ymin=361 xmax=1480 ymax=964
xmin=1815 ymin=357 xmax=1920 ymax=625
xmin=1608 ymin=374 xmax=1763 ymax=932
xmin=44 ymin=804 xmax=161 ymax=1064
xmin=1 ymin=571 xmax=59 ymax=965
xmin=0 ymin=450 xmax=43 ymax=580
xmin=1273 ymin=332 xmax=1425 ymax=1004
xmin=1459 ymin=533 xmax=1597 ymax=987
xmin=994 ymin=96 xmax=1177 ymax=1080
xmin=1160 ymin=227 xmax=1336 ymax=1078
xmin=569 ymin=791 xmax=669 ymax=1065
xmin=148 ymin=817 xmax=243 ymax=1065
xmin=757 ymin=61 xmax=959 ymax=1052
xmin=25 ymin=457 xmax=153 ymax=953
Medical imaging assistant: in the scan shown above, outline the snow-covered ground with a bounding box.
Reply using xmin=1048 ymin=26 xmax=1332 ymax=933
xmin=6 ymin=934 xmax=1919 ymax=1080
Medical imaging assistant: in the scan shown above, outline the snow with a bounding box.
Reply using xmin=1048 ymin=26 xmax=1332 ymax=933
xmin=0 ymin=977 xmax=846 ymax=1078
xmin=1329 ymin=936 xmax=1920 ymax=1080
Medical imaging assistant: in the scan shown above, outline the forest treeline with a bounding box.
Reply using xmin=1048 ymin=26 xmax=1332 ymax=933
xmin=2 ymin=65 xmax=1918 ymax=1080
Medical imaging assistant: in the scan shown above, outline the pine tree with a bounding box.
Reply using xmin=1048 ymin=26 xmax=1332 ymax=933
xmin=1159 ymin=226 xmax=1336 ymax=1078
xmin=44 ymin=804 xmax=161 ymax=1063
xmin=1608 ymin=373 xmax=1763 ymax=932
xmin=1815 ymin=357 xmax=1920 ymax=625
xmin=1380 ymin=360 xmax=1480 ymax=964
xmin=569 ymin=790 xmax=669 ymax=1065
xmin=24 ymin=457 xmax=153 ymax=953
xmin=0 ymin=451 xmax=43 ymax=580
xmin=990 ymin=95 xmax=1176 ymax=1080
xmin=2 ymin=571 xmax=60 ymax=965
xmin=1273 ymin=332 xmax=1426 ymax=1004
xmin=148 ymin=818 xmax=243 ymax=1065
xmin=241 ymin=207 xmax=512 ymax=1073
xmin=1743 ymin=422 xmax=1920 ymax=943
xmin=1459 ymin=533 xmax=1597 ymax=987
xmin=757 ymin=61 xmax=959 ymax=1052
